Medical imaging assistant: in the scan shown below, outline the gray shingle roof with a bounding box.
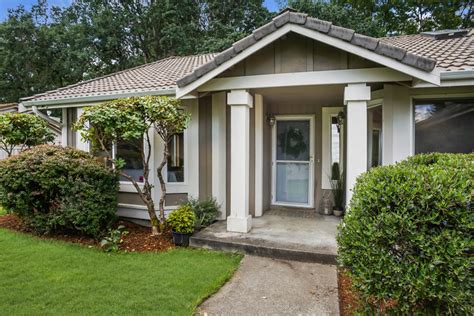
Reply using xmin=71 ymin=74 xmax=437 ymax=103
xmin=176 ymin=11 xmax=441 ymax=87
xmin=381 ymin=30 xmax=473 ymax=72
xmin=22 ymin=54 xmax=217 ymax=103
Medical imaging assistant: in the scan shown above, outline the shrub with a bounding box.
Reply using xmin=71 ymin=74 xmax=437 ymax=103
xmin=166 ymin=205 xmax=195 ymax=234
xmin=0 ymin=112 xmax=54 ymax=157
xmin=0 ymin=145 xmax=119 ymax=238
xmin=338 ymin=153 xmax=473 ymax=314
xmin=185 ymin=197 xmax=221 ymax=229
xmin=100 ymin=225 xmax=128 ymax=252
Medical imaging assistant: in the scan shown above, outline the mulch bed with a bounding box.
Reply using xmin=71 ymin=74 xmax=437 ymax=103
xmin=0 ymin=213 xmax=174 ymax=253
xmin=338 ymin=270 xmax=360 ymax=316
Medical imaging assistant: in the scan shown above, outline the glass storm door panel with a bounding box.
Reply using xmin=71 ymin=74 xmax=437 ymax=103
xmin=273 ymin=119 xmax=313 ymax=206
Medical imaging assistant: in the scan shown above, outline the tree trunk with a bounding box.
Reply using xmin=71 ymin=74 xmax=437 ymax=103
xmin=146 ymin=199 xmax=160 ymax=236
xmin=156 ymin=142 xmax=170 ymax=228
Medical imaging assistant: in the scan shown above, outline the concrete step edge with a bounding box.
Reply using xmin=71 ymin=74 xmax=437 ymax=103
xmin=190 ymin=235 xmax=337 ymax=265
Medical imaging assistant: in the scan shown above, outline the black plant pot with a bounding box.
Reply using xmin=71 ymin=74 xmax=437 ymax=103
xmin=172 ymin=231 xmax=192 ymax=247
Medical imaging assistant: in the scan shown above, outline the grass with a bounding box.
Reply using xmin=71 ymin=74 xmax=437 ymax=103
xmin=0 ymin=228 xmax=242 ymax=315
xmin=0 ymin=205 xmax=5 ymax=216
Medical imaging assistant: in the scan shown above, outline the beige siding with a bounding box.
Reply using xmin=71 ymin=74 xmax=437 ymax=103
xmin=218 ymin=33 xmax=378 ymax=78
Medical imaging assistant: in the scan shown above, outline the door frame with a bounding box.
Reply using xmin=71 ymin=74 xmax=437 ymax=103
xmin=271 ymin=115 xmax=315 ymax=208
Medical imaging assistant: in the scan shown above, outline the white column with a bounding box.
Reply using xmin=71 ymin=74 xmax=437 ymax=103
xmin=76 ymin=108 xmax=89 ymax=152
xmin=344 ymin=83 xmax=371 ymax=207
xmin=254 ymin=94 xmax=264 ymax=217
xmin=61 ymin=108 xmax=68 ymax=147
xmin=382 ymin=84 xmax=412 ymax=165
xmin=211 ymin=92 xmax=227 ymax=220
xmin=227 ymin=90 xmax=253 ymax=233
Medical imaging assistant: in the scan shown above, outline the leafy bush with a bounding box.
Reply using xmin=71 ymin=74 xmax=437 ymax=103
xmin=185 ymin=197 xmax=221 ymax=229
xmin=338 ymin=153 xmax=473 ymax=314
xmin=0 ymin=113 xmax=54 ymax=157
xmin=166 ymin=205 xmax=195 ymax=234
xmin=100 ymin=225 xmax=128 ymax=252
xmin=0 ymin=145 xmax=119 ymax=238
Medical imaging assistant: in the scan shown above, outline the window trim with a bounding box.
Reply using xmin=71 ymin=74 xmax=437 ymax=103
xmin=165 ymin=131 xmax=186 ymax=184
xmin=163 ymin=129 xmax=189 ymax=185
xmin=321 ymin=107 xmax=343 ymax=190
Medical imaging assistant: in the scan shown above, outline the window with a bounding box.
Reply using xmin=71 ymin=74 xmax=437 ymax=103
xmin=167 ymin=133 xmax=184 ymax=182
xmin=414 ymin=99 xmax=474 ymax=154
xmin=368 ymin=106 xmax=382 ymax=168
xmin=116 ymin=137 xmax=144 ymax=183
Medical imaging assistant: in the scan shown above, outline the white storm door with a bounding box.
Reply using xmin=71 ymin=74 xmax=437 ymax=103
xmin=272 ymin=116 xmax=315 ymax=208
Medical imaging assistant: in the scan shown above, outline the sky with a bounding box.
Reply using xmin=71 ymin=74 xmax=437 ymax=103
xmin=0 ymin=0 xmax=281 ymax=21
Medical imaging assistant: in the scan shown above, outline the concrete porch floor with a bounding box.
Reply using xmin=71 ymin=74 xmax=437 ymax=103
xmin=190 ymin=212 xmax=341 ymax=264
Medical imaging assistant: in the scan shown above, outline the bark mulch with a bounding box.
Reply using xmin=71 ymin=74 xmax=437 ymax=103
xmin=0 ymin=213 xmax=174 ymax=253
xmin=338 ymin=270 xmax=361 ymax=316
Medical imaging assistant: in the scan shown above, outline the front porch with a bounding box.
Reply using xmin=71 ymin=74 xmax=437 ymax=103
xmin=191 ymin=210 xmax=340 ymax=264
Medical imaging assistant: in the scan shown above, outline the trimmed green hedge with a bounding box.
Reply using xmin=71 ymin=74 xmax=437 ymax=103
xmin=0 ymin=145 xmax=119 ymax=238
xmin=338 ymin=153 xmax=473 ymax=314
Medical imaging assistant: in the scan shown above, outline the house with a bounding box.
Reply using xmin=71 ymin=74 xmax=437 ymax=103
xmin=20 ymin=9 xmax=474 ymax=233
xmin=0 ymin=103 xmax=62 ymax=160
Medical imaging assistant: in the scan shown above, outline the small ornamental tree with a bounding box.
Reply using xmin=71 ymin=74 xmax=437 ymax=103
xmin=0 ymin=112 xmax=54 ymax=157
xmin=74 ymin=96 xmax=190 ymax=235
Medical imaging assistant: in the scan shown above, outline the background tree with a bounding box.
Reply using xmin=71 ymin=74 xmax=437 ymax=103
xmin=0 ymin=112 xmax=54 ymax=157
xmin=75 ymin=96 xmax=190 ymax=235
xmin=1 ymin=0 xmax=472 ymax=103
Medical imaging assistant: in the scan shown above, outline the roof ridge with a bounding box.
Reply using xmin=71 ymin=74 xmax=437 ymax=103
xmin=21 ymin=54 xmax=215 ymax=102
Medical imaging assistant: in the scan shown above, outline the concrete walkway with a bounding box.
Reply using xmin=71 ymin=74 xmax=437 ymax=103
xmin=197 ymin=256 xmax=339 ymax=315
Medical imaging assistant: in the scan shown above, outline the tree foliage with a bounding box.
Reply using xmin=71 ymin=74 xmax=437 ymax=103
xmin=1 ymin=0 xmax=471 ymax=103
xmin=0 ymin=112 xmax=54 ymax=157
xmin=74 ymin=96 xmax=190 ymax=235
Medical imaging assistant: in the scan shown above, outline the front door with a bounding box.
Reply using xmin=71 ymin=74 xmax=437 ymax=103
xmin=272 ymin=115 xmax=315 ymax=208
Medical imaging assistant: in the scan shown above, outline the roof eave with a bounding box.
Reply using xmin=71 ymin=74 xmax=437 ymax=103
xmin=22 ymin=88 xmax=176 ymax=108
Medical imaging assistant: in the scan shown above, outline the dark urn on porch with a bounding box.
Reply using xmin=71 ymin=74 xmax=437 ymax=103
xmin=166 ymin=205 xmax=196 ymax=247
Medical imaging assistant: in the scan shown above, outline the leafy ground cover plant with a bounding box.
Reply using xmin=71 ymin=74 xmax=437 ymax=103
xmin=100 ymin=225 xmax=129 ymax=252
xmin=0 ymin=145 xmax=118 ymax=238
xmin=338 ymin=153 xmax=473 ymax=314
xmin=185 ymin=197 xmax=221 ymax=229
xmin=166 ymin=205 xmax=196 ymax=234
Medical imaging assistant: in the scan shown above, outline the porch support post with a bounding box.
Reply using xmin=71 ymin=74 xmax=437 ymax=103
xmin=254 ymin=94 xmax=264 ymax=217
xmin=211 ymin=92 xmax=227 ymax=220
xmin=227 ymin=90 xmax=253 ymax=233
xmin=344 ymin=83 xmax=371 ymax=207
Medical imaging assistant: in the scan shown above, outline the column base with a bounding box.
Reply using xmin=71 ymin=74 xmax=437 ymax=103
xmin=227 ymin=215 xmax=252 ymax=233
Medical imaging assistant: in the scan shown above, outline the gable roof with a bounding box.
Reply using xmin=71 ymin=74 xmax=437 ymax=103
xmin=22 ymin=54 xmax=217 ymax=105
xmin=176 ymin=10 xmax=440 ymax=88
xmin=21 ymin=11 xmax=472 ymax=106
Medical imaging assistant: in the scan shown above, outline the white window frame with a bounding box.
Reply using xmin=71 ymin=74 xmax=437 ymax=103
xmin=321 ymin=107 xmax=343 ymax=190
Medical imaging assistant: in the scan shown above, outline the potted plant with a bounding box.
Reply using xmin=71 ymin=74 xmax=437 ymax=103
xmin=330 ymin=162 xmax=345 ymax=216
xmin=166 ymin=205 xmax=196 ymax=247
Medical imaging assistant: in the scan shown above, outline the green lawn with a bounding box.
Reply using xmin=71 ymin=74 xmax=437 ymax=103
xmin=0 ymin=228 xmax=241 ymax=315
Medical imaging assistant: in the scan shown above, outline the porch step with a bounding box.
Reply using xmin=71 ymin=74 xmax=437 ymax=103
xmin=190 ymin=235 xmax=337 ymax=265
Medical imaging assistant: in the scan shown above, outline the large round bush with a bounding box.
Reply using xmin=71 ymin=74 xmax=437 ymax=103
xmin=338 ymin=153 xmax=473 ymax=314
xmin=0 ymin=145 xmax=119 ymax=238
